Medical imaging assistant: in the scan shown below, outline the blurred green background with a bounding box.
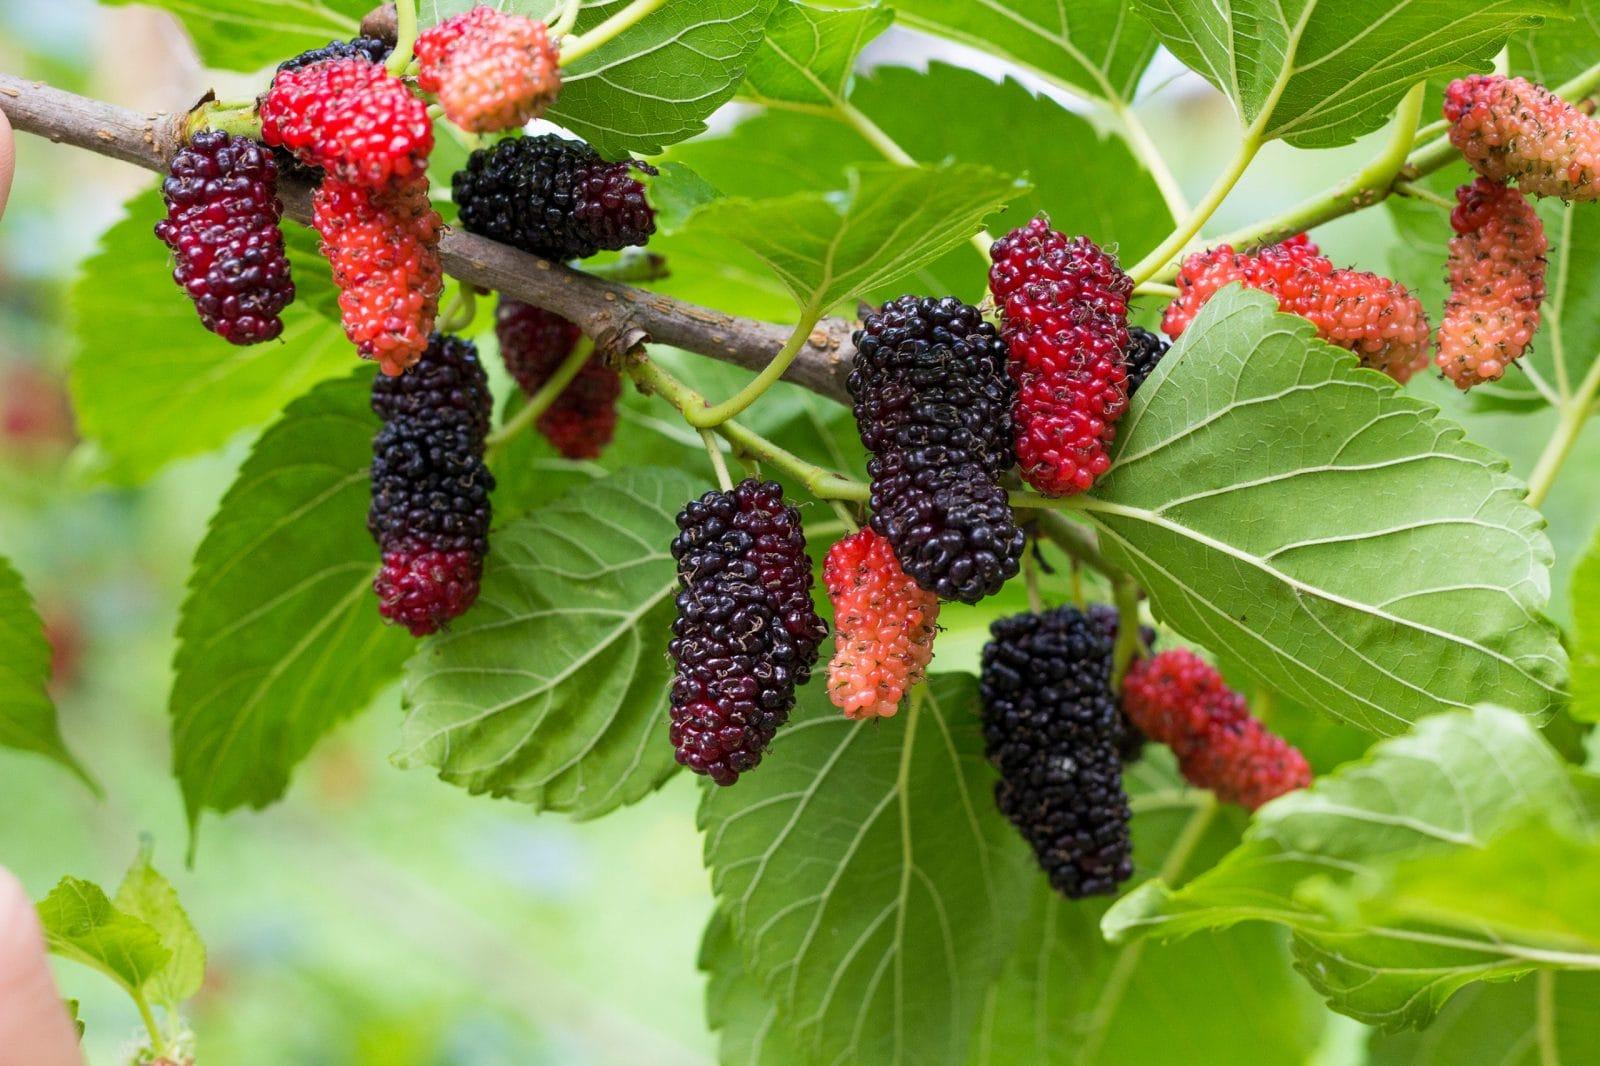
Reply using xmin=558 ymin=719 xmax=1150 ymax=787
xmin=2 ymin=4 xmax=1597 ymax=1064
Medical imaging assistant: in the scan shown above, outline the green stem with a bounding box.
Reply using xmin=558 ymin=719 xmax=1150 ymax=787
xmin=438 ymin=283 xmax=477 ymax=334
xmin=830 ymin=499 xmax=860 ymax=533
xmin=549 ymin=0 xmax=583 ymax=37
xmin=683 ymin=309 xmax=822 ymax=428
xmin=1128 ymin=129 xmax=1264 ymax=285
xmin=1393 ymin=180 xmax=1454 ymax=211
xmin=195 ymin=102 xmax=261 ymax=140
xmin=1026 ymin=508 xmax=1129 ymax=584
xmin=1022 ymin=544 xmax=1045 ymax=614
xmin=1525 ymin=348 xmax=1600 ymax=508
xmin=486 ymin=337 xmax=594 ymax=453
xmin=1110 ymin=577 xmax=1143 ymax=690
xmin=1134 ymin=281 xmax=1179 ymax=299
xmin=386 ymin=0 xmax=419 ymax=76
xmin=560 ymin=0 xmax=665 ymax=65
xmin=133 ymin=991 xmax=167 ymax=1059
xmin=701 ymin=429 xmax=734 ymax=490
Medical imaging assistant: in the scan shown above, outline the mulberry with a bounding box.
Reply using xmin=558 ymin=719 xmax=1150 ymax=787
xmin=1163 ymin=236 xmax=1431 ymax=383
xmin=1437 ymin=177 xmax=1548 ymax=389
xmin=495 ymin=298 xmax=621 ymax=460
xmin=313 ymin=172 xmax=444 ymax=375
xmin=980 ymin=606 xmax=1134 ymax=898
xmin=1121 ymin=649 xmax=1312 ymax=811
xmin=277 ymin=36 xmax=392 ymax=73
xmin=1445 ymin=75 xmax=1600 ymax=201
xmin=1123 ymin=326 xmax=1169 ymax=397
xmin=669 ymin=480 xmax=828 ymax=785
xmin=849 ymin=295 xmax=1023 ymax=603
xmin=990 ymin=219 xmax=1133 ymax=496
xmin=368 ymin=334 xmax=495 ymax=635
xmin=260 ymin=57 xmax=432 ymax=187
xmin=452 ymin=134 xmax=657 ymax=261
xmin=154 ymin=131 xmax=294 ymax=345
xmin=415 ymin=7 xmax=561 ymax=133
xmin=823 ymin=528 xmax=940 ymax=720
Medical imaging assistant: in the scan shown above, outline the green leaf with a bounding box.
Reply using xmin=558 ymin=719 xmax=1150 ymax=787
xmin=1103 ymin=707 xmax=1594 ymax=1030
xmin=171 ymin=372 xmax=410 ymax=838
xmin=740 ymin=1 xmax=893 ymax=109
xmin=548 ymin=0 xmax=779 ymax=157
xmin=100 ymin=0 xmax=366 ymax=72
xmin=685 ymin=163 xmax=1026 ymax=314
xmin=71 ymin=185 xmax=348 ymax=485
xmin=37 ymin=879 xmax=169 ymax=998
xmin=642 ymin=163 xmax=724 ymax=235
xmin=700 ymin=675 xmax=1033 ymax=1066
xmin=1368 ymin=971 xmax=1600 ymax=1064
xmin=1511 ymin=0 xmax=1600 ymax=85
xmin=114 ymin=841 xmax=206 ymax=1010
xmin=1080 ymin=286 xmax=1566 ymax=735
xmin=1572 ymin=529 xmax=1600 ymax=722
xmin=396 ymin=468 xmax=701 ymax=818
xmin=1131 ymin=0 xmax=1566 ymax=147
xmin=701 ymin=910 xmax=805 ymax=1066
xmin=0 ymin=554 xmax=92 ymax=786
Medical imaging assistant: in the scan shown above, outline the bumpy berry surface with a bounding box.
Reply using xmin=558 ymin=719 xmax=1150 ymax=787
xmin=261 ymin=58 xmax=432 ymax=187
xmin=823 ymin=529 xmax=941 ymax=720
xmin=1163 ymin=236 xmax=1431 ymax=383
xmin=453 ymin=134 xmax=657 ymax=261
xmin=415 ymin=7 xmax=561 ymax=133
xmin=1123 ymin=326 xmax=1169 ymax=397
xmin=1445 ymin=75 xmax=1600 ymax=201
xmin=990 ymin=219 xmax=1133 ymax=496
xmin=154 ymin=131 xmax=294 ymax=345
xmin=849 ymin=296 xmax=1023 ymax=603
xmin=980 ymin=606 xmax=1134 ymax=898
xmin=669 ymin=480 xmax=828 ymax=785
xmin=313 ymin=172 xmax=444 ymax=375
xmin=368 ymin=334 xmax=495 ymax=635
xmin=1437 ymin=177 xmax=1548 ymax=389
xmin=1122 ymin=649 xmax=1312 ymax=810
xmin=277 ymin=36 xmax=392 ymax=73
xmin=495 ymin=298 xmax=620 ymax=460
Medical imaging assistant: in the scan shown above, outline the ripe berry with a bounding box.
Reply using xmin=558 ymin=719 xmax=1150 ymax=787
xmin=1123 ymin=326 xmax=1169 ymax=397
xmin=1445 ymin=74 xmax=1600 ymax=201
xmin=368 ymin=334 xmax=495 ymax=635
xmin=452 ymin=134 xmax=657 ymax=261
xmin=849 ymin=295 xmax=1023 ymax=603
xmin=980 ymin=606 xmax=1134 ymax=899
xmin=313 ymin=172 xmax=444 ymax=375
xmin=822 ymin=528 xmax=940 ymax=720
xmin=1164 ymin=236 xmax=1431 ymax=383
xmin=154 ymin=130 xmax=294 ymax=345
xmin=990 ymin=219 xmax=1133 ymax=496
xmin=1121 ymin=649 xmax=1312 ymax=811
xmin=494 ymin=298 xmax=621 ymax=460
xmin=260 ymin=57 xmax=432 ymax=187
xmin=1437 ymin=178 xmax=1548 ymax=389
xmin=669 ymin=480 xmax=828 ymax=785
xmin=415 ymin=7 xmax=561 ymax=133
xmin=277 ymin=36 xmax=392 ymax=73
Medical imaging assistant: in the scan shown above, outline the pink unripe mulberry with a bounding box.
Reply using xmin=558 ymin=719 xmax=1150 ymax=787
xmin=415 ymin=7 xmax=562 ymax=133
xmin=1437 ymin=177 xmax=1548 ymax=389
xmin=823 ymin=529 xmax=940 ymax=720
xmin=1445 ymin=75 xmax=1600 ymax=201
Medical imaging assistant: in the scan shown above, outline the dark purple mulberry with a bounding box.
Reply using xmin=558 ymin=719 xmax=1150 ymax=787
xmin=1123 ymin=326 xmax=1169 ymax=397
xmin=850 ymin=295 xmax=1023 ymax=604
xmin=277 ymin=36 xmax=393 ymax=73
xmin=452 ymin=134 xmax=657 ymax=261
xmin=154 ymin=130 xmax=294 ymax=345
xmin=495 ymin=298 xmax=621 ymax=460
xmin=368 ymin=334 xmax=495 ymax=635
xmin=980 ymin=605 xmax=1135 ymax=899
xmin=669 ymin=479 xmax=827 ymax=785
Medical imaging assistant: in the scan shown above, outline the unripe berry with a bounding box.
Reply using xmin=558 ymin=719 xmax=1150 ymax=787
xmin=1445 ymin=74 xmax=1600 ymax=201
xmin=1437 ymin=178 xmax=1548 ymax=389
xmin=823 ymin=529 xmax=940 ymax=720
xmin=415 ymin=7 xmax=562 ymax=133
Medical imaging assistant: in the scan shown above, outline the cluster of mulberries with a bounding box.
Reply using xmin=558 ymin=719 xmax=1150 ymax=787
xmin=980 ymin=606 xmax=1134 ymax=898
xmin=989 ymin=219 xmax=1134 ymax=497
xmin=1163 ymin=235 xmax=1432 ymax=383
xmin=368 ymin=334 xmax=495 ymax=635
xmin=1121 ymin=649 xmax=1311 ymax=810
xmin=1123 ymin=326 xmax=1170 ymax=397
xmin=1437 ymin=177 xmax=1549 ymax=389
xmin=416 ymin=6 xmax=561 ymax=133
xmin=669 ymin=480 xmax=828 ymax=785
xmin=154 ymin=130 xmax=295 ymax=345
xmin=823 ymin=528 xmax=941 ymax=720
xmin=260 ymin=57 xmax=432 ymax=187
xmin=453 ymin=135 xmax=658 ymax=262
xmin=313 ymin=173 xmax=445 ymax=375
xmin=1445 ymin=75 xmax=1600 ymax=201
xmin=849 ymin=295 xmax=1023 ymax=604
xmin=495 ymin=298 xmax=621 ymax=460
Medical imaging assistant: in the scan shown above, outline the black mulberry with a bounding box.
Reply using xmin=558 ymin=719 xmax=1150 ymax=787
xmin=277 ymin=36 xmax=393 ymax=73
xmin=1123 ymin=326 xmax=1169 ymax=397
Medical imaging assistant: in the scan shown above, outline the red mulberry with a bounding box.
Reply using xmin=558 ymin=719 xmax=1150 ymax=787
xmin=1437 ymin=177 xmax=1548 ymax=389
xmin=823 ymin=529 xmax=940 ymax=720
xmin=260 ymin=57 xmax=432 ymax=187
xmin=415 ymin=7 xmax=561 ymax=133
xmin=669 ymin=480 xmax=828 ymax=785
xmin=1121 ymin=649 xmax=1312 ymax=811
xmin=495 ymin=298 xmax=620 ymax=460
xmin=990 ymin=219 xmax=1133 ymax=496
xmin=1445 ymin=75 xmax=1600 ymax=201
xmin=313 ymin=172 xmax=444 ymax=375
xmin=154 ymin=130 xmax=294 ymax=345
